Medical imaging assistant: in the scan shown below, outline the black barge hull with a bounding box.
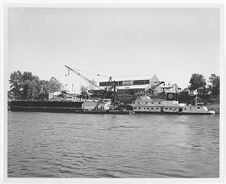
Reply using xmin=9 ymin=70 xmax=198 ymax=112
xmin=9 ymin=101 xmax=84 ymax=113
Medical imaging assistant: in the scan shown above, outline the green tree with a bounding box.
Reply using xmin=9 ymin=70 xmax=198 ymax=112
xmin=40 ymin=80 xmax=50 ymax=94
xmin=47 ymin=77 xmax=62 ymax=93
xmin=26 ymin=76 xmax=42 ymax=100
xmin=9 ymin=71 xmax=24 ymax=100
xmin=209 ymin=74 xmax=220 ymax=96
xmin=20 ymin=72 xmax=41 ymax=100
xmin=9 ymin=71 xmax=62 ymax=100
xmin=189 ymin=73 xmax=206 ymax=91
xmin=80 ymin=85 xmax=88 ymax=99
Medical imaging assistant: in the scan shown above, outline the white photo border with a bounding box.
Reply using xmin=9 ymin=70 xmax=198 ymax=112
xmin=1 ymin=2 xmax=225 ymax=184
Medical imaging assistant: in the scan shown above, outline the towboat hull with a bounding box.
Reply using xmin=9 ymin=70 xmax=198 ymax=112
xmin=133 ymin=111 xmax=214 ymax=115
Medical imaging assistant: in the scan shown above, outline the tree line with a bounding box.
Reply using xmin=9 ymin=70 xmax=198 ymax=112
xmin=8 ymin=70 xmax=220 ymax=102
xmin=188 ymin=73 xmax=220 ymax=96
xmin=178 ymin=73 xmax=220 ymax=104
xmin=8 ymin=71 xmax=62 ymax=100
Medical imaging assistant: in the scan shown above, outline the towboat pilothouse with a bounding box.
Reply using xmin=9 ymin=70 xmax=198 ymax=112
xmin=131 ymin=95 xmax=215 ymax=115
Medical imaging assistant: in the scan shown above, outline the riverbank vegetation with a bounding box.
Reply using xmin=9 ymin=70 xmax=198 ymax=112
xmin=8 ymin=71 xmax=62 ymax=100
xmin=8 ymin=71 xmax=220 ymax=107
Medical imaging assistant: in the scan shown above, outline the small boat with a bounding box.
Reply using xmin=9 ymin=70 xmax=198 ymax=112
xmin=131 ymin=96 xmax=215 ymax=115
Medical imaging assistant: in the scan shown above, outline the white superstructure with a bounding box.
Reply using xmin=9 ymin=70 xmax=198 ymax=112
xmin=131 ymin=96 xmax=215 ymax=114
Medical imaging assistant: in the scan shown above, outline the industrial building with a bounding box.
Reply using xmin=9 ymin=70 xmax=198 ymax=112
xmin=64 ymin=66 xmax=181 ymax=103
xmin=89 ymin=75 xmax=181 ymax=103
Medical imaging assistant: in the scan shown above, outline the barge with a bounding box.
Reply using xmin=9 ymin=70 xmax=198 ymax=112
xmin=9 ymin=100 xmax=83 ymax=113
xmin=9 ymin=96 xmax=215 ymax=115
xmin=8 ymin=100 xmax=132 ymax=114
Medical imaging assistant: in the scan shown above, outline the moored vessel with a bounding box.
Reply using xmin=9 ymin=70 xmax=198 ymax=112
xmin=9 ymin=100 xmax=84 ymax=113
xmin=131 ymin=95 xmax=215 ymax=115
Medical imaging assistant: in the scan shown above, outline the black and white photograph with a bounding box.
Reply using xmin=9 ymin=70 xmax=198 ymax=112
xmin=2 ymin=3 xmax=224 ymax=181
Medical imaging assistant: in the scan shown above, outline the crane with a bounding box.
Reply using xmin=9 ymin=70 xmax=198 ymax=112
xmin=146 ymin=81 xmax=165 ymax=92
xmin=65 ymin=65 xmax=118 ymax=107
xmin=65 ymin=65 xmax=103 ymax=91
xmin=162 ymin=83 xmax=178 ymax=93
xmin=145 ymin=81 xmax=165 ymax=96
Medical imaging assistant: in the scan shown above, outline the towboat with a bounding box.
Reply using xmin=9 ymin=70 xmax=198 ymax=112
xmin=131 ymin=96 xmax=215 ymax=115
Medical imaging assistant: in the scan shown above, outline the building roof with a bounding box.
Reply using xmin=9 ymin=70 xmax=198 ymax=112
xmin=116 ymin=84 xmax=150 ymax=90
xmin=100 ymin=74 xmax=159 ymax=83
xmin=150 ymin=75 xmax=160 ymax=83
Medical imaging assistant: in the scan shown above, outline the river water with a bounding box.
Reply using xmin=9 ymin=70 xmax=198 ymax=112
xmin=8 ymin=112 xmax=219 ymax=178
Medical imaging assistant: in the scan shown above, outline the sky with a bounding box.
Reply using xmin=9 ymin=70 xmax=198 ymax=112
xmin=7 ymin=8 xmax=220 ymax=92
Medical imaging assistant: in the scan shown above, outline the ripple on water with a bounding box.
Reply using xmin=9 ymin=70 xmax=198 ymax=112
xmin=8 ymin=112 xmax=219 ymax=178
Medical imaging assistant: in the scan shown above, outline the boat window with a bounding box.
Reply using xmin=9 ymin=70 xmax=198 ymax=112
xmin=159 ymin=102 xmax=161 ymax=104
xmin=170 ymin=108 xmax=172 ymax=110
xmin=147 ymin=107 xmax=149 ymax=109
xmin=197 ymin=107 xmax=200 ymax=109
xmin=138 ymin=107 xmax=141 ymax=109
xmin=165 ymin=108 xmax=168 ymax=110
xmin=152 ymin=102 xmax=154 ymax=104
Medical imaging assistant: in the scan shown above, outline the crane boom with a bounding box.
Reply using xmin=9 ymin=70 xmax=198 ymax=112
xmin=65 ymin=65 xmax=118 ymax=108
xmin=146 ymin=81 xmax=165 ymax=92
xmin=65 ymin=65 xmax=103 ymax=91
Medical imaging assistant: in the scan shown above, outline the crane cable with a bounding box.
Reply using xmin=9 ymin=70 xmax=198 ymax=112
xmin=65 ymin=67 xmax=110 ymax=79
xmin=65 ymin=66 xmax=156 ymax=84
xmin=65 ymin=68 xmax=154 ymax=79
